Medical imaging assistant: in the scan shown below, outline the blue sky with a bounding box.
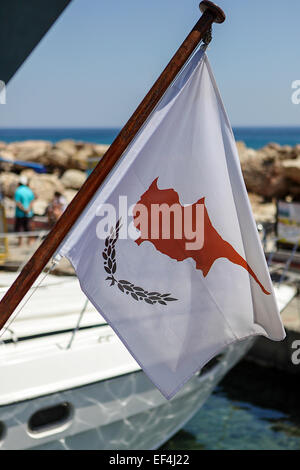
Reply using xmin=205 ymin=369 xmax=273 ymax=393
xmin=1 ymin=0 xmax=300 ymax=128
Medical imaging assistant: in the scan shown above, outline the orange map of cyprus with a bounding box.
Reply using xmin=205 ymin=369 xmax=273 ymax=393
xmin=133 ymin=178 xmax=270 ymax=295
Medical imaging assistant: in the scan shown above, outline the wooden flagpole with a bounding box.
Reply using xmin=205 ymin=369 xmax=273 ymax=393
xmin=0 ymin=1 xmax=225 ymax=330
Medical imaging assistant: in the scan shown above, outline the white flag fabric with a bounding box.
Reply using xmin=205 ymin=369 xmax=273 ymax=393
xmin=58 ymin=49 xmax=285 ymax=399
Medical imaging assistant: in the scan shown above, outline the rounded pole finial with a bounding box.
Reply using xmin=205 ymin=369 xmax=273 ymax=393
xmin=199 ymin=1 xmax=226 ymax=23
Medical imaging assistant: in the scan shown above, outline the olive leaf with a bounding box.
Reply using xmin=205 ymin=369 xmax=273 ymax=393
xmin=103 ymin=219 xmax=178 ymax=306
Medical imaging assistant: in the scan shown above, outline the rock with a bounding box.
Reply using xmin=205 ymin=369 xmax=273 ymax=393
xmin=241 ymin=150 xmax=288 ymax=199
xmin=45 ymin=140 xmax=81 ymax=169
xmin=29 ymin=174 xmax=65 ymax=202
xmin=6 ymin=140 xmax=52 ymax=163
xmin=70 ymin=146 xmax=95 ymax=170
xmin=258 ymin=144 xmax=282 ymax=162
xmin=236 ymin=141 xmax=248 ymax=161
xmin=248 ymin=193 xmax=276 ymax=223
xmin=0 ymin=149 xmax=15 ymax=171
xmin=0 ymin=172 xmax=20 ymax=198
xmin=282 ymin=159 xmax=300 ymax=183
xmin=236 ymin=142 xmax=258 ymax=165
xmin=261 ymin=143 xmax=297 ymax=161
xmin=0 ymin=140 xmax=110 ymax=171
xmin=266 ymin=142 xmax=282 ymax=151
xmin=60 ymin=169 xmax=86 ymax=189
xmin=46 ymin=148 xmax=70 ymax=168
xmin=93 ymin=144 xmax=109 ymax=156
xmin=0 ymin=149 xmax=15 ymax=162
xmin=294 ymin=144 xmax=300 ymax=157
xmin=32 ymin=199 xmax=48 ymax=216
xmin=279 ymin=145 xmax=293 ymax=155
xmin=63 ymin=189 xmax=77 ymax=204
xmin=20 ymin=169 xmax=37 ymax=180
xmin=55 ymin=140 xmax=77 ymax=157
xmin=4 ymin=137 xmax=297 ymax=204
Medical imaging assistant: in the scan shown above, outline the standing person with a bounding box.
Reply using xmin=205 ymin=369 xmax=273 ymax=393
xmin=14 ymin=176 xmax=35 ymax=246
xmin=47 ymin=191 xmax=67 ymax=227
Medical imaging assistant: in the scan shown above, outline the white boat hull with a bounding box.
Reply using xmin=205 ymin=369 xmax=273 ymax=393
xmin=0 ymin=337 xmax=253 ymax=450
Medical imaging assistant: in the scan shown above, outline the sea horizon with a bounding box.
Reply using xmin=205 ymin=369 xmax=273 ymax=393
xmin=0 ymin=126 xmax=299 ymax=150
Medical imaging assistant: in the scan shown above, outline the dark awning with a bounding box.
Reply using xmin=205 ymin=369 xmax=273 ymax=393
xmin=0 ymin=0 xmax=72 ymax=85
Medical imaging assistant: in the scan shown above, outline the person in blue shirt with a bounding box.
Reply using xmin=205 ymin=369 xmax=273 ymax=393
xmin=14 ymin=176 xmax=35 ymax=246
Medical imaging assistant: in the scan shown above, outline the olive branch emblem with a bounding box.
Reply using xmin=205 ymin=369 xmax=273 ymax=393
xmin=102 ymin=219 xmax=178 ymax=306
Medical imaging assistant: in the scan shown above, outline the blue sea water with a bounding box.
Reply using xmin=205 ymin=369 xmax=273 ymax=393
xmin=0 ymin=127 xmax=300 ymax=149
xmin=233 ymin=127 xmax=300 ymax=150
xmin=0 ymin=128 xmax=120 ymax=146
xmin=163 ymin=362 xmax=300 ymax=451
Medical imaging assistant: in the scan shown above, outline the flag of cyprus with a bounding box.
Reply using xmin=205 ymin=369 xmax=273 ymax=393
xmin=58 ymin=49 xmax=285 ymax=399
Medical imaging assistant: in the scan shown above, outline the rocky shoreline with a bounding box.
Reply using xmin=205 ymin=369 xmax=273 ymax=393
xmin=0 ymin=139 xmax=299 ymax=223
xmin=0 ymin=139 xmax=109 ymax=219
